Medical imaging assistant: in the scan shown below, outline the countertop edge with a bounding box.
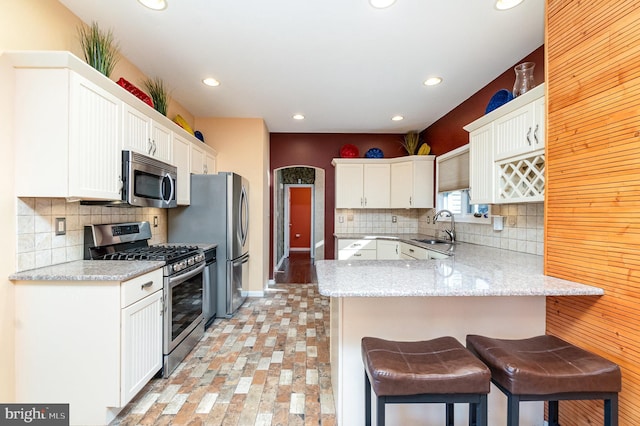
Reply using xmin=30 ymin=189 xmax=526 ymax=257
xmin=9 ymin=260 xmax=166 ymax=282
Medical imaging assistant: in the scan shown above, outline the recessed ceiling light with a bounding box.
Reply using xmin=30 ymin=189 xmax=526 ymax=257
xmin=137 ymin=0 xmax=167 ymax=11
xmin=391 ymin=115 xmax=404 ymax=121
xmin=424 ymin=77 xmax=443 ymax=86
xmin=495 ymin=0 xmax=524 ymax=10
xmin=293 ymin=114 xmax=305 ymax=120
xmin=202 ymin=77 xmax=220 ymax=87
xmin=369 ymin=0 xmax=396 ymax=9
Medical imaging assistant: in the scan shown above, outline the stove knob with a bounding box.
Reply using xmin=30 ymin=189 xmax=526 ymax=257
xmin=187 ymin=257 xmax=194 ymax=266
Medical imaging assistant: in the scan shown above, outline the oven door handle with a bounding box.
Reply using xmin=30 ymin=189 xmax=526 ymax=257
xmin=169 ymin=263 xmax=205 ymax=287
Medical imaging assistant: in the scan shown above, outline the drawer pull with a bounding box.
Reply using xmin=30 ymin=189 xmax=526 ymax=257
xmin=140 ymin=281 xmax=154 ymax=290
xmin=353 ymin=253 xmax=362 ymax=256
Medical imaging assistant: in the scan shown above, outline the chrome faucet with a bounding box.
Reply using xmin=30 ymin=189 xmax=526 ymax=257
xmin=433 ymin=209 xmax=456 ymax=242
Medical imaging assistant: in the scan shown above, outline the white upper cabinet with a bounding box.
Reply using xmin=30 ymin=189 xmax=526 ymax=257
xmin=468 ymin=123 xmax=496 ymax=205
xmin=172 ymin=133 xmax=191 ymax=205
xmin=190 ymin=142 xmax=205 ymax=174
xmin=204 ymin=148 xmax=217 ymax=175
xmin=9 ymin=51 xmax=214 ymax=202
xmin=363 ymin=163 xmax=390 ymax=208
xmin=14 ymin=66 xmax=122 ymax=200
xmin=122 ymin=104 xmax=172 ymax=163
xmin=464 ymin=83 xmax=545 ymax=204
xmin=333 ymin=161 xmax=390 ymax=208
xmin=390 ymin=156 xmax=434 ymax=208
xmin=333 ymin=156 xmax=434 ymax=209
xmin=494 ymin=95 xmax=545 ymax=161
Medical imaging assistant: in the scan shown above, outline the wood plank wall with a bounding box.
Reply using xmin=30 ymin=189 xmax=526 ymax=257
xmin=545 ymin=1 xmax=640 ymax=424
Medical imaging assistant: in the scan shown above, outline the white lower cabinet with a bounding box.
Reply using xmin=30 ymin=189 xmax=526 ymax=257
xmin=400 ymin=242 xmax=429 ymax=259
xmin=337 ymin=238 xmax=377 ymax=260
xmin=14 ymin=268 xmax=163 ymax=426
xmin=120 ymin=276 xmax=163 ymax=406
xmin=376 ymin=240 xmax=400 ymax=259
xmin=338 ymin=239 xmax=447 ymax=261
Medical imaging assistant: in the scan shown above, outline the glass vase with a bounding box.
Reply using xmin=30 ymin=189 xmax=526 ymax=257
xmin=512 ymin=62 xmax=536 ymax=97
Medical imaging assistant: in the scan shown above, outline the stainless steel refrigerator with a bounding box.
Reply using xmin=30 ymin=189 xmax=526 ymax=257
xmin=168 ymin=173 xmax=249 ymax=318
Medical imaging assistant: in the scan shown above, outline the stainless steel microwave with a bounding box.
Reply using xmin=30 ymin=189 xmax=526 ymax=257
xmin=122 ymin=150 xmax=177 ymax=208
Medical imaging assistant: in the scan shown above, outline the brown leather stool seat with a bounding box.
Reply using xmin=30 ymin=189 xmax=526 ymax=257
xmin=466 ymin=334 xmax=622 ymax=426
xmin=361 ymin=336 xmax=491 ymax=426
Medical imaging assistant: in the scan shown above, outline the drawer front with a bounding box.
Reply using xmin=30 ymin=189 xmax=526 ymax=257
xmin=337 ymin=239 xmax=376 ymax=250
xmin=338 ymin=248 xmax=377 ymax=260
xmin=121 ymin=268 xmax=163 ymax=308
xmin=400 ymin=244 xmax=429 ymax=259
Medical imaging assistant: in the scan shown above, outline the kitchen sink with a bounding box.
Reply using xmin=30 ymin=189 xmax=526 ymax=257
xmin=413 ymin=238 xmax=453 ymax=245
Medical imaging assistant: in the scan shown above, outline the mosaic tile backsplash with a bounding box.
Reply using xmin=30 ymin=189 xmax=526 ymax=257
xmin=16 ymin=198 xmax=167 ymax=272
xmin=335 ymin=202 xmax=544 ymax=256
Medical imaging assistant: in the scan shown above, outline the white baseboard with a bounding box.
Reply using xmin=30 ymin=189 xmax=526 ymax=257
xmin=242 ymin=290 xmax=264 ymax=297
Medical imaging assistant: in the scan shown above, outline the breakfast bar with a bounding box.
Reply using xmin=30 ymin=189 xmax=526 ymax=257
xmin=315 ymin=241 xmax=604 ymax=426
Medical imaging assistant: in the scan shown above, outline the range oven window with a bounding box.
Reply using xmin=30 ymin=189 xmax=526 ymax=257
xmin=170 ymin=272 xmax=203 ymax=341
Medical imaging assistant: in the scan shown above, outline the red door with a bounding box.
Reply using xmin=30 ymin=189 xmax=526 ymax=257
xmin=289 ymin=187 xmax=311 ymax=251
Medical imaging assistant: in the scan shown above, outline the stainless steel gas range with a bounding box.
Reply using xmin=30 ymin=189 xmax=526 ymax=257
xmin=84 ymin=221 xmax=205 ymax=377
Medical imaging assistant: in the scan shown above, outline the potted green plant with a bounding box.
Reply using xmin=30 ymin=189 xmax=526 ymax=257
xmin=77 ymin=21 xmax=120 ymax=77
xmin=400 ymin=131 xmax=421 ymax=155
xmin=142 ymin=77 xmax=169 ymax=116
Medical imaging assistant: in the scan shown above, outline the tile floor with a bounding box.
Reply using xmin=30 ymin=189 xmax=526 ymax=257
xmin=112 ymin=283 xmax=336 ymax=426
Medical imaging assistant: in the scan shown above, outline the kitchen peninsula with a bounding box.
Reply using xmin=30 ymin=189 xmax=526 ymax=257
xmin=315 ymin=239 xmax=604 ymax=425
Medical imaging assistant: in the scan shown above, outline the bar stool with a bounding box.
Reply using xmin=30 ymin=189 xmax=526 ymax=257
xmin=361 ymin=336 xmax=491 ymax=426
xmin=466 ymin=334 xmax=621 ymax=426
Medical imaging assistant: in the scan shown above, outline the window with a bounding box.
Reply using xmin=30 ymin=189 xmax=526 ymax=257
xmin=436 ymin=145 xmax=491 ymax=224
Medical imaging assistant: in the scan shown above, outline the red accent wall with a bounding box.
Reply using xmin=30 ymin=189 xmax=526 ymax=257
xmin=422 ymin=46 xmax=545 ymax=156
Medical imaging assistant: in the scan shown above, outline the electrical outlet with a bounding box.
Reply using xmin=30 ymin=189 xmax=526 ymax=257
xmin=392 ymin=215 xmax=397 ymax=223
xmin=338 ymin=216 xmax=344 ymax=223
xmin=55 ymin=217 xmax=66 ymax=235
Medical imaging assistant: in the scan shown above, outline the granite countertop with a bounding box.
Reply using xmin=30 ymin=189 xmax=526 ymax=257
xmin=9 ymin=260 xmax=165 ymax=282
xmin=318 ymin=236 xmax=604 ymax=297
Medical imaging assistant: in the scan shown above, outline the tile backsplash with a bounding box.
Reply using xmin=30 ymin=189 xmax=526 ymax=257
xmin=16 ymin=198 xmax=167 ymax=272
xmin=335 ymin=202 xmax=544 ymax=256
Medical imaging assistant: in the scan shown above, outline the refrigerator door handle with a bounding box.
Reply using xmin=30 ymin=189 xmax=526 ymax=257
xmin=239 ymin=184 xmax=249 ymax=247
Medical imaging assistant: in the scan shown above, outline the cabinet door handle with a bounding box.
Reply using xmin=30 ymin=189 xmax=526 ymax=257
xmin=409 ymin=196 xmax=412 ymax=206
xmin=140 ymin=281 xmax=154 ymax=290
xmin=395 ymin=245 xmax=398 ymax=254
xmin=148 ymin=138 xmax=153 ymax=155
xmin=534 ymin=124 xmax=539 ymax=144
xmin=360 ymin=197 xmax=364 ymax=207
xmin=409 ymin=248 xmax=415 ymax=253
xmin=526 ymin=126 xmax=532 ymax=146
xmin=364 ymin=197 xmax=367 ymax=207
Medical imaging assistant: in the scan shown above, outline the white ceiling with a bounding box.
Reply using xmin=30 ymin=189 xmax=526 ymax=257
xmin=58 ymin=0 xmax=544 ymax=134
